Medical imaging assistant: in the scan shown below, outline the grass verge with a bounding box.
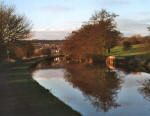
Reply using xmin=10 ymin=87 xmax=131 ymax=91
xmin=0 ymin=58 xmax=81 ymax=116
xmin=106 ymin=44 xmax=150 ymax=56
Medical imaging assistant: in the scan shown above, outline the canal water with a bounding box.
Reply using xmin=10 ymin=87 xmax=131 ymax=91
xmin=32 ymin=62 xmax=150 ymax=116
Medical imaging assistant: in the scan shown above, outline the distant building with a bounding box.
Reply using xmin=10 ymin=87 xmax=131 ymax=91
xmin=20 ymin=40 xmax=65 ymax=56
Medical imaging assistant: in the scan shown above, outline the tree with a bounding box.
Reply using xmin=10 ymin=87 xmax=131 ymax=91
xmin=89 ymin=9 xmax=121 ymax=53
xmin=147 ymin=26 xmax=150 ymax=32
xmin=41 ymin=47 xmax=51 ymax=56
xmin=0 ymin=2 xmax=31 ymax=60
xmin=63 ymin=9 xmax=121 ymax=60
xmin=123 ymin=41 xmax=131 ymax=50
xmin=9 ymin=41 xmax=35 ymax=59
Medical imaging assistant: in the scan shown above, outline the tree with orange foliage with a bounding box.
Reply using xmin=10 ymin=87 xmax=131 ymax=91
xmin=89 ymin=9 xmax=121 ymax=54
xmin=63 ymin=9 xmax=121 ymax=60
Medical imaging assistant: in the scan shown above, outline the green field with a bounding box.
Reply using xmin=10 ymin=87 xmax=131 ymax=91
xmin=0 ymin=58 xmax=81 ymax=116
xmin=106 ymin=44 xmax=150 ymax=56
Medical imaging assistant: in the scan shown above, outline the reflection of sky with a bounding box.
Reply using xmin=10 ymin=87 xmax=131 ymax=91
xmin=32 ymin=69 xmax=65 ymax=80
xmin=33 ymin=69 xmax=150 ymax=116
xmin=116 ymin=75 xmax=150 ymax=116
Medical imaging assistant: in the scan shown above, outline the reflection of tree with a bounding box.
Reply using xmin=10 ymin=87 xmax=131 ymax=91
xmin=31 ymin=59 xmax=53 ymax=72
xmin=139 ymin=80 xmax=150 ymax=102
xmin=64 ymin=64 xmax=122 ymax=112
xmin=114 ymin=56 xmax=150 ymax=74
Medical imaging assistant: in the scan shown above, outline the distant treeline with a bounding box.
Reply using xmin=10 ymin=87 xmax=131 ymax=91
xmin=20 ymin=40 xmax=65 ymax=44
xmin=118 ymin=35 xmax=150 ymax=46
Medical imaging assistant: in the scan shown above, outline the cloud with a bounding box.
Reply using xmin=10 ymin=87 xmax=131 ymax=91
xmin=117 ymin=18 xmax=150 ymax=36
xmin=96 ymin=0 xmax=129 ymax=6
xmin=31 ymin=20 xmax=83 ymax=40
xmin=31 ymin=18 xmax=150 ymax=40
xmin=138 ymin=11 xmax=150 ymax=17
xmin=40 ymin=5 xmax=72 ymax=12
xmin=31 ymin=30 xmax=70 ymax=40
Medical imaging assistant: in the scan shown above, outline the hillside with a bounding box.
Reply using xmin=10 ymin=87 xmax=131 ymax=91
xmin=107 ymin=44 xmax=150 ymax=56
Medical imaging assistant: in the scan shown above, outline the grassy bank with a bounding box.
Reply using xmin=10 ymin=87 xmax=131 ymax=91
xmin=0 ymin=58 xmax=81 ymax=116
xmin=107 ymin=44 xmax=150 ymax=56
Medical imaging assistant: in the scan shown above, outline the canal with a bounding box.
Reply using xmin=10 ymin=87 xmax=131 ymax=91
xmin=32 ymin=61 xmax=150 ymax=116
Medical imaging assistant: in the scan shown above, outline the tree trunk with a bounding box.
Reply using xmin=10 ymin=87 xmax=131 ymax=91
xmin=108 ymin=48 xmax=110 ymax=54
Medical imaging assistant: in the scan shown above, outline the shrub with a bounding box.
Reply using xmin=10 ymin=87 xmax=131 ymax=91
xmin=123 ymin=41 xmax=131 ymax=50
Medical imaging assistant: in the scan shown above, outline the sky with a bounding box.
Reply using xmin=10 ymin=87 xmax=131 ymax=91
xmin=2 ymin=0 xmax=150 ymax=40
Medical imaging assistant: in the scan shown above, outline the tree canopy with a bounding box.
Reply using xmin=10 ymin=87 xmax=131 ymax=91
xmin=0 ymin=2 xmax=32 ymax=59
xmin=63 ymin=9 xmax=121 ymax=59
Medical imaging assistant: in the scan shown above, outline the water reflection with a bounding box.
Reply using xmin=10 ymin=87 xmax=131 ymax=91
xmin=64 ymin=64 xmax=121 ymax=112
xmin=139 ymin=78 xmax=150 ymax=102
xmin=32 ymin=60 xmax=150 ymax=116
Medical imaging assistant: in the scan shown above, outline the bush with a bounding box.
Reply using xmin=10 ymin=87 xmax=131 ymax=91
xmin=41 ymin=47 xmax=51 ymax=56
xmin=123 ymin=41 xmax=131 ymax=50
xmin=12 ymin=42 xmax=35 ymax=59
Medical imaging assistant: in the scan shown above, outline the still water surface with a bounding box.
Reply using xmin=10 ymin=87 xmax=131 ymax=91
xmin=32 ymin=64 xmax=150 ymax=116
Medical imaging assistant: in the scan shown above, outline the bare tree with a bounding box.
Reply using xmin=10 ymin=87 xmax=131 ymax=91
xmin=0 ymin=2 xmax=32 ymax=59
